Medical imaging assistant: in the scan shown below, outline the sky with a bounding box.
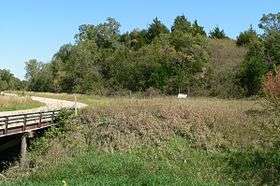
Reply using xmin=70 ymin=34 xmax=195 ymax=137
xmin=0 ymin=0 xmax=279 ymax=79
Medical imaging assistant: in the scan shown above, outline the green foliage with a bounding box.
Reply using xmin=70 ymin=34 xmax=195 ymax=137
xmin=25 ymin=59 xmax=53 ymax=92
xmin=146 ymin=17 xmax=169 ymax=43
xmin=25 ymin=16 xmax=210 ymax=95
xmin=171 ymin=15 xmax=192 ymax=33
xmin=259 ymin=12 xmax=280 ymax=33
xmin=209 ymin=26 xmax=228 ymax=39
xmin=8 ymin=139 xmax=223 ymax=186
xmin=192 ymin=20 xmax=207 ymax=36
xmin=239 ymin=13 xmax=280 ymax=96
xmin=75 ymin=17 xmax=121 ymax=49
xmin=0 ymin=69 xmax=23 ymax=91
xmin=264 ymin=30 xmax=280 ymax=66
xmin=240 ymin=55 xmax=268 ymax=96
xmin=29 ymin=109 xmax=75 ymax=156
xmin=119 ymin=29 xmax=148 ymax=50
xmin=171 ymin=15 xmax=206 ymax=37
xmin=236 ymin=25 xmax=258 ymax=46
xmin=225 ymin=149 xmax=280 ymax=185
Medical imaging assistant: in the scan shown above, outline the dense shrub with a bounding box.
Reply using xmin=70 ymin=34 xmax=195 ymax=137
xmin=226 ymin=149 xmax=280 ymax=185
xmin=263 ymin=67 xmax=280 ymax=111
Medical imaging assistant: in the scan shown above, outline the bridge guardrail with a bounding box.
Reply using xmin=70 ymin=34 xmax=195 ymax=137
xmin=0 ymin=109 xmax=64 ymax=137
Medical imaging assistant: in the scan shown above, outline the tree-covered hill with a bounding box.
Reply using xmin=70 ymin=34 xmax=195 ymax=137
xmin=6 ymin=12 xmax=280 ymax=99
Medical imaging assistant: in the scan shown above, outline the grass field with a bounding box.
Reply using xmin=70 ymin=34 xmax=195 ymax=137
xmin=0 ymin=95 xmax=43 ymax=112
xmin=1 ymin=92 xmax=279 ymax=185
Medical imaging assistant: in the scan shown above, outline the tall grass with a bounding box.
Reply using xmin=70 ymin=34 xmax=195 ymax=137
xmin=1 ymin=96 xmax=279 ymax=185
xmin=0 ymin=96 xmax=43 ymax=111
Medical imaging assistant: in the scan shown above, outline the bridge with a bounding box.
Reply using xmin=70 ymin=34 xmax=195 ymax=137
xmin=0 ymin=110 xmax=61 ymax=137
xmin=0 ymin=94 xmax=87 ymax=167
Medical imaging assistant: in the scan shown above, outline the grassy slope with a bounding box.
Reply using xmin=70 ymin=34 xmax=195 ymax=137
xmin=203 ymin=39 xmax=247 ymax=98
xmin=7 ymin=139 xmax=224 ymax=186
xmin=1 ymin=92 xmax=279 ymax=185
xmin=209 ymin=39 xmax=247 ymax=69
xmin=0 ymin=96 xmax=43 ymax=112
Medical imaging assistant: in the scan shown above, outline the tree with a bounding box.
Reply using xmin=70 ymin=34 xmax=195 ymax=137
xmin=75 ymin=17 xmax=121 ymax=49
xmin=259 ymin=12 xmax=280 ymax=33
xmin=171 ymin=15 xmax=192 ymax=33
xmin=238 ymin=12 xmax=280 ymax=96
xmin=263 ymin=30 xmax=280 ymax=67
xmin=23 ymin=16 xmax=210 ymax=95
xmin=192 ymin=20 xmax=206 ymax=36
xmin=25 ymin=59 xmax=53 ymax=92
xmin=239 ymin=40 xmax=268 ymax=96
xmin=209 ymin=26 xmax=227 ymax=39
xmin=119 ymin=29 xmax=148 ymax=50
xmin=171 ymin=16 xmax=206 ymax=36
xmin=236 ymin=25 xmax=258 ymax=46
xmin=146 ymin=18 xmax=169 ymax=43
xmin=240 ymin=56 xmax=267 ymax=96
xmin=0 ymin=69 xmax=23 ymax=91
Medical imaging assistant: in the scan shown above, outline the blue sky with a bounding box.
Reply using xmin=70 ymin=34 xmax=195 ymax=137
xmin=0 ymin=0 xmax=279 ymax=79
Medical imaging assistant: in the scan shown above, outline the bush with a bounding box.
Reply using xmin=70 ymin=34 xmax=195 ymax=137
xmin=225 ymin=149 xmax=280 ymax=185
xmin=143 ymin=87 xmax=161 ymax=97
xmin=263 ymin=67 xmax=280 ymax=111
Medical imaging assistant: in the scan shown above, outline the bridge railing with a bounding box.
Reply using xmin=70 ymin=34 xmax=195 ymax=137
xmin=0 ymin=110 xmax=62 ymax=137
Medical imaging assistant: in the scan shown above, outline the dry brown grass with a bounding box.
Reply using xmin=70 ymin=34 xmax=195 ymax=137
xmin=0 ymin=95 xmax=43 ymax=111
xmin=72 ymin=97 xmax=271 ymax=152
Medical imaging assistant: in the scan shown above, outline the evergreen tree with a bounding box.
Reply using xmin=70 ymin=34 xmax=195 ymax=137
xmin=209 ymin=26 xmax=227 ymax=39
xmin=146 ymin=17 xmax=169 ymax=43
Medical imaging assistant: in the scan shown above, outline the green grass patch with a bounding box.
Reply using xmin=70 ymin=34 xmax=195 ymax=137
xmin=2 ymin=138 xmax=227 ymax=186
xmin=4 ymin=138 xmax=278 ymax=186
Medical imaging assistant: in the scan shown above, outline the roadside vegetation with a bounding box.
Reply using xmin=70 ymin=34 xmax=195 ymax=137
xmin=0 ymin=95 xmax=43 ymax=112
xmin=0 ymin=93 xmax=279 ymax=185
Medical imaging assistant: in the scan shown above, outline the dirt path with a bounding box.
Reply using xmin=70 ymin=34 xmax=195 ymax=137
xmin=0 ymin=94 xmax=87 ymax=117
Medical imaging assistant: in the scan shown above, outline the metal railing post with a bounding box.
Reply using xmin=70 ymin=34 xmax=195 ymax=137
xmin=23 ymin=114 xmax=27 ymax=131
xmin=38 ymin=112 xmax=42 ymax=128
xmin=52 ymin=111 xmax=55 ymax=123
xmin=4 ymin=116 xmax=8 ymax=134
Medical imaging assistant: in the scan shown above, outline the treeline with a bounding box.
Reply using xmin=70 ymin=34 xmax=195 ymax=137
xmin=22 ymin=13 xmax=280 ymax=97
xmin=25 ymin=16 xmax=211 ymax=95
xmin=0 ymin=69 xmax=23 ymax=91
xmin=238 ymin=13 xmax=280 ymax=96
